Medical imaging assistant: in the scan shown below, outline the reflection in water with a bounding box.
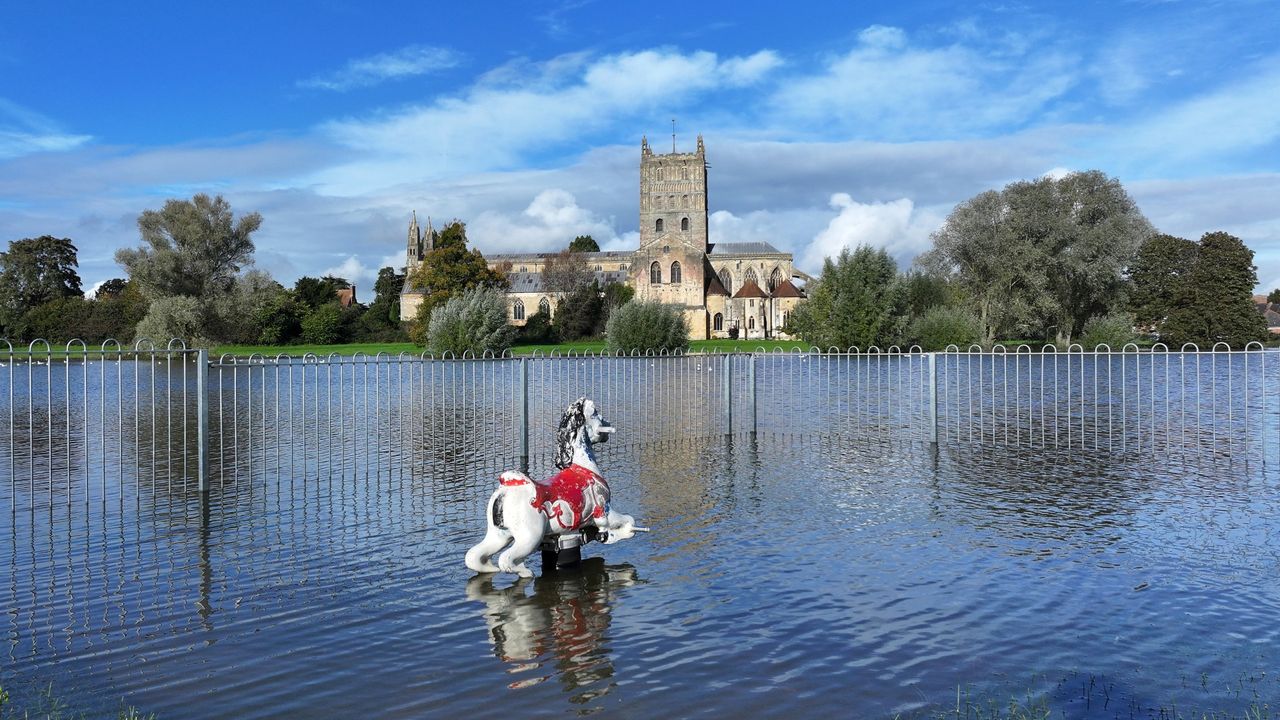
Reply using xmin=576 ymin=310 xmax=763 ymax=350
xmin=466 ymin=559 xmax=640 ymax=701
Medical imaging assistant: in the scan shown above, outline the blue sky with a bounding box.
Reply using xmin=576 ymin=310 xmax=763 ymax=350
xmin=2 ymin=0 xmax=1278 ymax=297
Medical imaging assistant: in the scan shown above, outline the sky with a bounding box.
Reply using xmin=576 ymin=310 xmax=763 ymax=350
xmin=1 ymin=0 xmax=1278 ymax=299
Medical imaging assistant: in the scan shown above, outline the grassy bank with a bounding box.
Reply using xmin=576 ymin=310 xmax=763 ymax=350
xmin=210 ymin=339 xmax=810 ymax=357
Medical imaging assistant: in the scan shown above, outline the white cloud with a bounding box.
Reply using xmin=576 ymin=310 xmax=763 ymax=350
xmin=770 ymin=25 xmax=1079 ymax=139
xmin=0 ymin=98 xmax=91 ymax=159
xmin=802 ymin=193 xmax=941 ymax=271
xmin=299 ymin=45 xmax=461 ymax=91
xmin=469 ymin=189 xmax=620 ymax=254
xmin=312 ymin=48 xmax=781 ymax=194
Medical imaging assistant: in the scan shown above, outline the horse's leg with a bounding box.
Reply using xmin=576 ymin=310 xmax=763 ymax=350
xmin=497 ymin=512 xmax=544 ymax=578
xmin=465 ymin=490 xmax=511 ymax=573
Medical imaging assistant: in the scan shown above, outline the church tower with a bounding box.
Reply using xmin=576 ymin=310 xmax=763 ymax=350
xmin=631 ymin=134 xmax=711 ymax=338
xmin=405 ymin=212 xmax=435 ymax=273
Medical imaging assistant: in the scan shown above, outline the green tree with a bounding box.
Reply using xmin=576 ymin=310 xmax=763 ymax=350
xmin=17 ymin=297 xmax=93 ymax=342
xmin=1268 ymin=288 xmax=1280 ymax=305
xmin=554 ymin=281 xmax=604 ymax=341
xmin=789 ymin=245 xmax=906 ymax=349
xmin=300 ymin=303 xmax=344 ymax=344
xmin=542 ymin=249 xmax=593 ymax=295
xmin=919 ymin=172 xmax=1152 ymax=345
xmin=95 ymin=277 xmax=130 ymax=299
xmin=1077 ymin=312 xmax=1137 ymax=349
xmin=1161 ymin=232 xmax=1268 ymax=348
xmin=425 ymin=286 xmax=515 ymax=356
xmin=406 ymin=221 xmax=508 ymax=343
xmin=518 ymin=309 xmax=556 ymax=344
xmin=907 ymin=306 xmax=981 ymax=351
xmin=115 ymin=194 xmax=261 ymax=301
xmin=84 ymin=280 xmax=149 ymax=342
xmin=1127 ymin=233 xmax=1199 ymax=331
xmin=293 ymin=275 xmax=350 ymax=309
xmin=134 ymin=296 xmax=207 ymax=345
xmin=0 ymin=236 xmax=83 ymax=332
xmin=605 ymin=301 xmax=689 ymax=353
xmin=369 ymin=266 xmax=405 ymax=326
xmin=597 ymin=282 xmax=634 ymax=336
xmin=569 ymin=235 xmax=600 ymax=253
xmin=252 ymin=291 xmax=304 ymax=344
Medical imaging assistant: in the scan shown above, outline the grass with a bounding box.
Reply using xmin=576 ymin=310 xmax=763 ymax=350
xmin=0 ymin=682 xmax=154 ymax=720
xmin=209 ymin=338 xmax=810 ymax=357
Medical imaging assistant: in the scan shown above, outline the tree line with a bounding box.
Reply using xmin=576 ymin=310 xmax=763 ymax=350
xmin=789 ymin=170 xmax=1269 ymax=350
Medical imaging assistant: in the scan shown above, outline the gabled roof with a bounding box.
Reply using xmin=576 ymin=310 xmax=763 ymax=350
xmin=732 ymin=278 xmax=768 ymax=299
xmin=771 ymin=279 xmax=803 ymax=298
xmin=709 ymin=241 xmax=785 ymax=256
xmin=705 ymin=267 xmax=729 ymax=296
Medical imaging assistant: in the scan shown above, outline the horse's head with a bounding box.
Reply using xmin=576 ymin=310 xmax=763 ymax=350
xmin=555 ymin=397 xmax=614 ymax=469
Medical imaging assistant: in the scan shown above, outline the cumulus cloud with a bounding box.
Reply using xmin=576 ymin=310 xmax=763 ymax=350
xmin=299 ymin=45 xmax=461 ymax=91
xmin=801 ymin=193 xmax=941 ymax=271
xmin=469 ymin=189 xmax=621 ymax=254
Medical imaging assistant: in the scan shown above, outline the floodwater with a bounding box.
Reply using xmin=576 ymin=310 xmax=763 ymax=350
xmin=4 ymin=434 xmax=1280 ymax=718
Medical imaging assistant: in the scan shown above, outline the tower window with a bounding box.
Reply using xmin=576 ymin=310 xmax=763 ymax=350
xmin=720 ymin=268 xmax=733 ymax=294
xmin=748 ymin=317 xmax=756 ymax=330
xmin=513 ymin=299 xmax=525 ymax=321
xmin=681 ymin=217 xmax=689 ymax=231
xmin=655 ymin=218 xmax=664 ymax=232
xmin=713 ymin=313 xmax=723 ymax=331
xmin=650 ymin=261 xmax=662 ymax=284
xmin=539 ymin=298 xmax=551 ymax=317
xmin=670 ymin=261 xmax=682 ymax=284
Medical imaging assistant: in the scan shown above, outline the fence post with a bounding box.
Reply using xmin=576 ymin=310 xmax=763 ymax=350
xmin=196 ymin=349 xmax=208 ymax=493
xmin=723 ymin=353 xmax=733 ymax=437
xmin=518 ymin=357 xmax=529 ymax=473
xmin=749 ymin=352 xmax=757 ymax=439
xmin=928 ymin=352 xmax=938 ymax=447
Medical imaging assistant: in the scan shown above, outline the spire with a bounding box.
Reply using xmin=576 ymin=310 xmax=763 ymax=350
xmin=407 ymin=211 xmax=421 ymax=260
xmin=641 ymin=135 xmax=651 ymax=157
xmin=424 ymin=216 xmax=435 ymax=252
xmin=696 ymin=134 xmax=705 ymax=155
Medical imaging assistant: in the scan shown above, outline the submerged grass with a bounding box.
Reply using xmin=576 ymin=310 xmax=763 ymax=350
xmin=0 ymin=683 xmax=154 ymax=720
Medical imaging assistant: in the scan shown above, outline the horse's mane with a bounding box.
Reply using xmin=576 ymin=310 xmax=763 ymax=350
xmin=555 ymin=398 xmax=586 ymax=469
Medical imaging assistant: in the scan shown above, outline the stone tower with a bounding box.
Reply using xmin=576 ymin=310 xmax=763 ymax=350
xmin=405 ymin=212 xmax=435 ymax=273
xmin=631 ymin=135 xmax=709 ymax=331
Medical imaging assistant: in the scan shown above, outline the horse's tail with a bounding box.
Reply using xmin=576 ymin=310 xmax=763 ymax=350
xmin=465 ymin=471 xmax=536 ymax=574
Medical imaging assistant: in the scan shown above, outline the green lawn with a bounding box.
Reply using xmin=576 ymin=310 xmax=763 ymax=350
xmin=210 ymin=338 xmax=810 ymax=357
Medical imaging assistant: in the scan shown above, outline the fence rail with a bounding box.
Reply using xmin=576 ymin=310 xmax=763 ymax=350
xmin=3 ymin=339 xmax=1279 ymax=514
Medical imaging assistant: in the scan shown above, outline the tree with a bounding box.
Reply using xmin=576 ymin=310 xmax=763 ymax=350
xmin=518 ymin=309 xmax=556 ymax=344
xmin=918 ymin=171 xmax=1152 ymax=345
xmin=1127 ymin=233 xmax=1199 ymax=331
xmin=1078 ymin=312 xmax=1137 ymax=349
xmin=369 ymin=266 xmax=405 ymax=326
xmin=789 ymin=245 xmax=906 ymax=349
xmin=1160 ymin=232 xmax=1268 ymax=348
xmin=208 ymin=270 xmax=290 ymax=344
xmin=605 ymin=301 xmax=689 ymax=353
xmin=1268 ymin=289 xmax=1280 ymax=305
xmin=907 ymin=306 xmax=981 ymax=351
xmin=301 ymin=303 xmax=343 ymax=344
xmin=85 ymin=280 xmax=148 ymax=342
xmin=0 ymin=236 xmax=83 ymax=332
xmin=554 ymin=281 xmax=604 ymax=341
xmin=569 ymin=235 xmax=600 ymax=253
xmin=95 ymin=277 xmax=130 ymax=299
xmin=115 ymin=194 xmax=261 ymax=301
xmin=17 ymin=296 xmax=92 ymax=342
xmin=134 ymin=296 xmax=207 ymax=345
xmin=597 ymin=282 xmax=634 ymax=335
xmin=425 ymin=286 xmax=515 ymax=356
xmin=406 ymin=221 xmax=508 ymax=343
xmin=293 ymin=275 xmax=350 ymax=309
xmin=542 ymin=249 xmax=593 ymax=296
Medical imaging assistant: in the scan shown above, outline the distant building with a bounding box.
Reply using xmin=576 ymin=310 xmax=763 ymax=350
xmin=400 ymin=136 xmax=809 ymax=340
xmin=337 ymin=285 xmax=356 ymax=308
xmin=1253 ymin=295 xmax=1280 ymax=334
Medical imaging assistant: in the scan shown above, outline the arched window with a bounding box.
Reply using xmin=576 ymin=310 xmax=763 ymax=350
xmin=513 ymin=299 xmax=525 ymax=321
xmin=682 ymin=195 xmax=689 ymax=208
xmin=769 ymin=267 xmax=782 ymax=293
xmin=539 ymin=297 xmax=551 ymax=317
xmin=681 ymin=217 xmax=689 ymax=231
xmin=650 ymin=261 xmax=662 ymax=284
xmin=719 ymin=268 xmax=733 ymax=294
xmin=748 ymin=317 xmax=756 ymax=330
xmin=713 ymin=313 xmax=723 ymax=331
xmin=670 ymin=261 xmax=682 ymax=284
xmin=655 ymin=218 xmax=664 ymax=232
xmin=745 ymin=268 xmax=758 ymax=286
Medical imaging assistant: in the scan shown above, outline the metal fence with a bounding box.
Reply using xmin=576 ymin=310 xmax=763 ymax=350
xmin=3 ymin=339 xmax=1280 ymax=514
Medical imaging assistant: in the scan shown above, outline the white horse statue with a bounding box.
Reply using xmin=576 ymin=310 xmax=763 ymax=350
xmin=465 ymin=398 xmax=647 ymax=577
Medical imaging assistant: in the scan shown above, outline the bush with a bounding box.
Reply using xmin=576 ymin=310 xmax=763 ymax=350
xmin=518 ymin=309 xmax=556 ymax=344
xmin=300 ymin=304 xmax=343 ymax=344
xmin=908 ymin=306 xmax=981 ymax=351
xmin=425 ymin=286 xmax=515 ymax=356
xmin=1078 ymin=312 xmax=1137 ymax=349
xmin=605 ymin=300 xmax=689 ymax=354
xmin=134 ymin=295 xmax=207 ymax=346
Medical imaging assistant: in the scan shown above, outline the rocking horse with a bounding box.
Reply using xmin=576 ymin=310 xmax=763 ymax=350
xmin=465 ymin=398 xmax=647 ymax=577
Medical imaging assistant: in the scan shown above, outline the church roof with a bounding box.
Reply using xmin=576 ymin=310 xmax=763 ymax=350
xmin=732 ymin=278 xmax=768 ymax=299
xmin=705 ymin=264 xmax=729 ymax=296
xmin=771 ymin=279 xmax=803 ymax=298
xmin=505 ymin=270 xmax=628 ymax=293
xmin=709 ymin=241 xmax=785 ymax=256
